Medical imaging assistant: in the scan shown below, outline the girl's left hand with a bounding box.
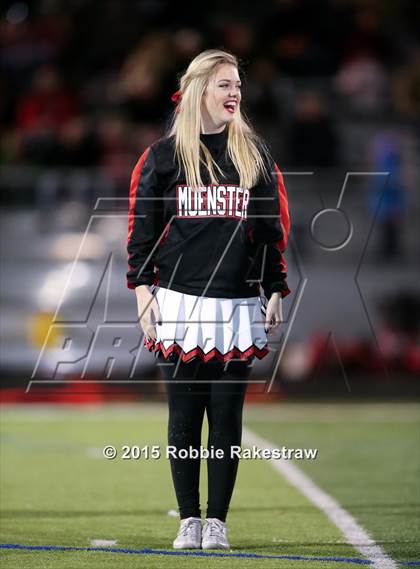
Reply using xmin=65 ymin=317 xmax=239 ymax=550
xmin=265 ymin=292 xmax=283 ymax=335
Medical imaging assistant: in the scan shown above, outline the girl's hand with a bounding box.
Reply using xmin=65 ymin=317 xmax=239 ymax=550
xmin=135 ymin=285 xmax=162 ymax=342
xmin=265 ymin=292 xmax=283 ymax=335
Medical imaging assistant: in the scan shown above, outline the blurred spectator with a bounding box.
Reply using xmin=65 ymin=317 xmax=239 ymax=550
xmin=368 ymin=131 xmax=406 ymax=262
xmin=55 ymin=117 xmax=102 ymax=167
xmin=245 ymin=56 xmax=294 ymax=122
xmin=0 ymin=5 xmax=68 ymax=81
xmin=14 ymin=64 xmax=79 ymax=164
xmin=171 ymin=28 xmax=205 ymax=70
xmin=334 ymin=53 xmax=389 ymax=115
xmin=244 ymin=56 xmax=294 ymax=157
xmin=287 ymin=91 xmax=339 ymax=169
xmin=95 ymin=112 xmax=162 ymax=199
xmin=97 ymin=112 xmax=138 ymax=193
xmin=118 ymin=32 xmax=174 ymax=123
xmin=273 ymin=32 xmax=334 ymax=77
xmin=342 ymin=3 xmax=393 ymax=64
xmin=16 ymin=64 xmax=77 ymax=132
xmin=33 ymin=116 xmax=105 ymax=231
xmin=221 ymin=21 xmax=256 ymax=60
xmin=286 ymin=90 xmax=340 ymax=261
xmin=393 ymin=47 xmax=420 ymax=120
xmin=263 ymin=0 xmax=335 ymax=76
xmin=0 ymin=74 xmax=15 ymax=131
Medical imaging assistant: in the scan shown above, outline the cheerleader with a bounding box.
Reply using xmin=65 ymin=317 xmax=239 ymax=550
xmin=126 ymin=49 xmax=291 ymax=550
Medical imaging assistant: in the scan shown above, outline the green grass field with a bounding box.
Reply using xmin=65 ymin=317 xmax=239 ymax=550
xmin=1 ymin=402 xmax=419 ymax=568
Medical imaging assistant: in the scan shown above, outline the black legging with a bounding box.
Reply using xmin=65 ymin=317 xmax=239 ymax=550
xmin=158 ymin=352 xmax=253 ymax=522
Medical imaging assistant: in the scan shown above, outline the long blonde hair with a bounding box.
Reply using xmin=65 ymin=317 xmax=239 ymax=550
xmin=167 ymin=49 xmax=270 ymax=191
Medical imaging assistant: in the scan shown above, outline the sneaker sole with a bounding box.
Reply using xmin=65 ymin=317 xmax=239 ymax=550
xmin=173 ymin=542 xmax=202 ymax=549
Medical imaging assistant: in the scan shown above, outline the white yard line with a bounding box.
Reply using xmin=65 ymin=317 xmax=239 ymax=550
xmin=242 ymin=426 xmax=398 ymax=569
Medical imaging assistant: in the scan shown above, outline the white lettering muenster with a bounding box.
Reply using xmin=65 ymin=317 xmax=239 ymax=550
xmin=177 ymin=185 xmax=250 ymax=220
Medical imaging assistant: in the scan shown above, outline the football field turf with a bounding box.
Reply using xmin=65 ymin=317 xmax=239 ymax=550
xmin=1 ymin=402 xmax=418 ymax=568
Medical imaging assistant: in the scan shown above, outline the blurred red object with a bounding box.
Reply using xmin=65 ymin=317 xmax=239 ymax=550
xmin=0 ymin=376 xmax=138 ymax=404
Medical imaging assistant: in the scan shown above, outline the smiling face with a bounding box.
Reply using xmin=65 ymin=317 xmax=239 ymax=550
xmin=201 ymin=63 xmax=242 ymax=132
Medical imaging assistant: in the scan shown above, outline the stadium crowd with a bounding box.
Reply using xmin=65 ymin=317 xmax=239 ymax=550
xmin=1 ymin=0 xmax=419 ymax=188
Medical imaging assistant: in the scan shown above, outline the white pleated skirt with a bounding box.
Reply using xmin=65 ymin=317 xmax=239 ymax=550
xmin=144 ymin=285 xmax=269 ymax=363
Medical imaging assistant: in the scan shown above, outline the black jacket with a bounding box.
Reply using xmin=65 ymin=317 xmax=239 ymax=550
xmin=126 ymin=128 xmax=291 ymax=300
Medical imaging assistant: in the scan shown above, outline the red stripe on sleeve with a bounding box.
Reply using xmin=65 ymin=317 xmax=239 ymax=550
xmin=274 ymin=163 xmax=290 ymax=252
xmin=126 ymin=147 xmax=151 ymax=250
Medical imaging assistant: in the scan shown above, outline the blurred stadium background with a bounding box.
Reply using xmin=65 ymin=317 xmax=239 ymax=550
xmin=0 ymin=1 xmax=419 ymax=567
xmin=0 ymin=0 xmax=419 ymax=399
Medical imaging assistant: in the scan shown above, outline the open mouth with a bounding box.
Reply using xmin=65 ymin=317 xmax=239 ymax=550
xmin=223 ymin=101 xmax=237 ymax=113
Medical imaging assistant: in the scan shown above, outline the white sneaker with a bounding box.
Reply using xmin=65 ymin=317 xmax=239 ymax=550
xmin=202 ymin=517 xmax=230 ymax=549
xmin=172 ymin=516 xmax=202 ymax=549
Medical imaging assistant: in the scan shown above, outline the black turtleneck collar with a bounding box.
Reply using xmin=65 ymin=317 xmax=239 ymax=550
xmin=200 ymin=128 xmax=228 ymax=147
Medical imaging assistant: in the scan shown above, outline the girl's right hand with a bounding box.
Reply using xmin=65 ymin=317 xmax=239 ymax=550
xmin=135 ymin=285 xmax=162 ymax=342
xmin=264 ymin=292 xmax=283 ymax=335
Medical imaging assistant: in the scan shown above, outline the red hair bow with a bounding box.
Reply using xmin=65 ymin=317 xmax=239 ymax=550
xmin=171 ymin=90 xmax=182 ymax=104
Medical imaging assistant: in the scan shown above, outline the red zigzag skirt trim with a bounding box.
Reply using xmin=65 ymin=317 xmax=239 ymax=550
xmin=144 ymin=337 xmax=269 ymax=364
xmin=143 ymin=286 xmax=270 ymax=364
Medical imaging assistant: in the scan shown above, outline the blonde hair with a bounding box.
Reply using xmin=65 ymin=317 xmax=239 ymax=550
xmin=167 ymin=49 xmax=270 ymax=191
